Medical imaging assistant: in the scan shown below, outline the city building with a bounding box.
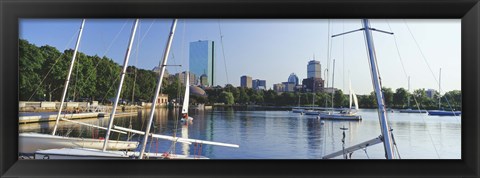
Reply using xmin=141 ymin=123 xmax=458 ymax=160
xmin=156 ymin=94 xmax=168 ymax=106
xmin=252 ymin=79 xmax=267 ymax=90
xmin=302 ymin=77 xmax=325 ymax=92
xmin=282 ymin=82 xmax=296 ymax=92
xmin=273 ymin=83 xmax=285 ymax=93
xmin=307 ymin=60 xmax=321 ymax=79
xmin=200 ymin=74 xmax=209 ymax=86
xmin=426 ymin=89 xmax=436 ymax=98
xmin=152 ymin=67 xmax=169 ymax=78
xmin=190 ymin=40 xmax=214 ymax=86
xmin=288 ymin=73 xmax=299 ymax=86
xmin=240 ymin=75 xmax=252 ymax=88
xmin=323 ymin=87 xmax=339 ymax=94
xmin=175 ymin=71 xmax=196 ymax=86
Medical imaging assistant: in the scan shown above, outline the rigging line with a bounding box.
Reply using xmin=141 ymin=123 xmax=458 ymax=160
xmin=385 ymin=21 xmax=423 ymax=112
xmin=218 ymin=20 xmax=230 ymax=85
xmin=131 ymin=19 xmax=156 ymax=55
xmin=342 ymin=20 xmax=345 ymax=92
xmin=78 ymin=19 xmax=130 ymax=92
xmin=324 ymin=19 xmax=331 ymax=108
xmin=403 ymin=20 xmax=460 ymax=121
xmin=27 ymin=28 xmax=79 ymax=101
xmin=387 ymin=20 xmax=440 ymax=159
xmin=403 ymin=19 xmax=458 ymax=115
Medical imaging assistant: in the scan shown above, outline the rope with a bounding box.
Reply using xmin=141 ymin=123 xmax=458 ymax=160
xmin=386 ymin=20 xmax=440 ymax=159
xmin=403 ymin=20 xmax=460 ymax=122
xmin=218 ymin=21 xmax=230 ymax=84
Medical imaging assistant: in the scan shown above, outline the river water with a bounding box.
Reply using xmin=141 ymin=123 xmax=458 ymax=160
xmin=19 ymin=108 xmax=461 ymax=159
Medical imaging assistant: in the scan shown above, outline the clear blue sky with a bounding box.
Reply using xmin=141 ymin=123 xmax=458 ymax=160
xmin=20 ymin=19 xmax=460 ymax=95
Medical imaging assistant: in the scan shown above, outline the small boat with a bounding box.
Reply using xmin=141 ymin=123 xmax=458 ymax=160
xmin=427 ymin=110 xmax=461 ymax=116
xmin=398 ymin=108 xmax=427 ymax=113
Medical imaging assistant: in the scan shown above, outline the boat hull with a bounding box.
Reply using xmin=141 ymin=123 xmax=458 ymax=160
xmin=428 ymin=110 xmax=461 ymax=116
xmin=34 ymin=148 xmax=209 ymax=159
xmin=19 ymin=133 xmax=139 ymax=154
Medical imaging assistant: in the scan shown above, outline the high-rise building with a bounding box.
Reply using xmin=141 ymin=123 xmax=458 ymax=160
xmin=190 ymin=40 xmax=214 ymax=86
xmin=252 ymin=79 xmax=267 ymax=90
xmin=307 ymin=60 xmax=321 ymax=79
xmin=240 ymin=75 xmax=252 ymax=88
xmin=288 ymin=73 xmax=299 ymax=86
xmin=302 ymin=77 xmax=325 ymax=92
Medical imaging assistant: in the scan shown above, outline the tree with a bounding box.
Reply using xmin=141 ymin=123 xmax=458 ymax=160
xmin=19 ymin=39 xmax=46 ymax=100
xmin=382 ymin=87 xmax=394 ymax=108
xmin=219 ymin=91 xmax=234 ymax=105
xmin=393 ymin=88 xmax=408 ymax=108
xmin=334 ymin=90 xmax=347 ymax=108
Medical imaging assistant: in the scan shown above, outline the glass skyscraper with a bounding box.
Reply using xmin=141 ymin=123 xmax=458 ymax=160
xmin=189 ymin=40 xmax=214 ymax=86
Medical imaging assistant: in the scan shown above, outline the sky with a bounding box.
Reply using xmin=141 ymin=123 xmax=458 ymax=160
xmin=19 ymin=19 xmax=461 ymax=95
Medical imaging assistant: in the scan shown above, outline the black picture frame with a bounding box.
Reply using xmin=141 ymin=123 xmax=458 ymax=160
xmin=1 ymin=0 xmax=479 ymax=177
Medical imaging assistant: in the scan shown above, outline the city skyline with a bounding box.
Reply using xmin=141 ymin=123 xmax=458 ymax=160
xmin=20 ymin=19 xmax=461 ymax=95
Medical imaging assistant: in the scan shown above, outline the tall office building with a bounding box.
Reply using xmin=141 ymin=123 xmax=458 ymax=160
xmin=190 ymin=40 xmax=214 ymax=86
xmin=240 ymin=75 xmax=252 ymax=88
xmin=307 ymin=60 xmax=321 ymax=79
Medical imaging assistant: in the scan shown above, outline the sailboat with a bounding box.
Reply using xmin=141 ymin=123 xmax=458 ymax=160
xmin=20 ymin=19 xmax=138 ymax=155
xmin=180 ymin=72 xmax=193 ymax=123
xmin=323 ymin=19 xmax=397 ymax=159
xmin=292 ymin=95 xmax=305 ymax=114
xmin=398 ymin=76 xmax=427 ymax=113
xmin=34 ymin=19 xmax=238 ymax=159
xmin=427 ymin=68 xmax=461 ymax=116
xmin=317 ymin=60 xmax=361 ymax=120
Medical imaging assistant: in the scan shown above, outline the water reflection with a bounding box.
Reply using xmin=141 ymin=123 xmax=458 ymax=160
xmin=19 ymin=108 xmax=461 ymax=159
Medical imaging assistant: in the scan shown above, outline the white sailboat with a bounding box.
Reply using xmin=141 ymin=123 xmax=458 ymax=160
xmin=20 ymin=19 xmax=138 ymax=155
xmin=318 ymin=61 xmax=361 ymax=120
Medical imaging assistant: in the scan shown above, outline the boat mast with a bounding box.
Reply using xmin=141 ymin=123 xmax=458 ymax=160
xmin=438 ymin=68 xmax=441 ymax=109
xmin=362 ymin=19 xmax=395 ymax=159
xmin=102 ymin=19 xmax=139 ymax=151
xmin=139 ymin=19 xmax=178 ymax=159
xmin=407 ymin=76 xmax=410 ymax=108
xmin=52 ymin=19 xmax=85 ymax=135
xmin=331 ymin=59 xmax=335 ymax=111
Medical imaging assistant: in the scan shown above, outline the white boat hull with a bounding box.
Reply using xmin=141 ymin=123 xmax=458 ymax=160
xmin=19 ymin=133 xmax=139 ymax=154
xmin=34 ymin=148 xmax=209 ymax=159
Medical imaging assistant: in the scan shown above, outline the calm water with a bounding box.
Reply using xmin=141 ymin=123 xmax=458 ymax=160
xmin=19 ymin=108 xmax=461 ymax=159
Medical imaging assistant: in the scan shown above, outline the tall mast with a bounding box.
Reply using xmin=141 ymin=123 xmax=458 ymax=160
xmin=331 ymin=59 xmax=335 ymax=111
xmin=139 ymin=19 xmax=178 ymax=159
xmin=362 ymin=19 xmax=395 ymax=159
xmin=439 ymin=68 xmax=441 ymax=109
xmin=102 ymin=19 xmax=139 ymax=151
xmin=407 ymin=76 xmax=410 ymax=108
xmin=52 ymin=19 xmax=85 ymax=135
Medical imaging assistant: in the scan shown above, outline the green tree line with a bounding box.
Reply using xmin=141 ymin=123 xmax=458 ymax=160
xmin=201 ymin=85 xmax=461 ymax=110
